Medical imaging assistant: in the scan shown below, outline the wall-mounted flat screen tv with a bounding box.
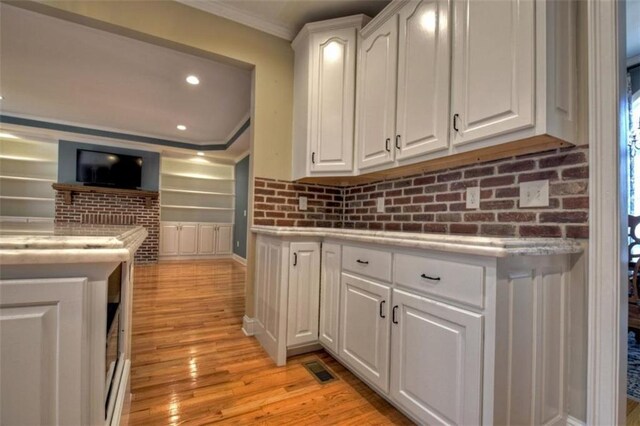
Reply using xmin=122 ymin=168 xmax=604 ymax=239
xmin=76 ymin=149 xmax=142 ymax=189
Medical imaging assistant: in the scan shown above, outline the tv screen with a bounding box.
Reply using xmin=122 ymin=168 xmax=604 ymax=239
xmin=76 ymin=149 xmax=143 ymax=189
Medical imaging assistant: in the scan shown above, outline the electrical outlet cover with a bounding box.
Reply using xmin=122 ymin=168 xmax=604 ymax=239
xmin=466 ymin=187 xmax=480 ymax=209
xmin=299 ymin=196 xmax=308 ymax=211
xmin=520 ymin=180 xmax=550 ymax=208
xmin=376 ymin=197 xmax=385 ymax=213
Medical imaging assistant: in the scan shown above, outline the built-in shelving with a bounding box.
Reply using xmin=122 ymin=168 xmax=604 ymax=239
xmin=0 ymin=136 xmax=58 ymax=220
xmin=160 ymin=156 xmax=235 ymax=223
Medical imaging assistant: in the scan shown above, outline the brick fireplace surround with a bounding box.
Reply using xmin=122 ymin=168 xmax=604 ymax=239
xmin=54 ymin=190 xmax=159 ymax=263
xmin=254 ymin=145 xmax=589 ymax=239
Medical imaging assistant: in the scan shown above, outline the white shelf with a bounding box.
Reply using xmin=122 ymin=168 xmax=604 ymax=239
xmin=0 ymin=175 xmax=56 ymax=183
xmin=161 ymin=204 xmax=234 ymax=211
xmin=0 ymin=155 xmax=56 ymax=163
xmin=0 ymin=196 xmax=55 ymax=202
xmin=161 ymin=172 xmax=234 ymax=181
xmin=161 ymin=188 xmax=235 ymax=196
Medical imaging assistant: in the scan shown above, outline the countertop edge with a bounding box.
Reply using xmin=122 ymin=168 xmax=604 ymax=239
xmin=250 ymin=226 xmax=584 ymax=257
xmin=0 ymin=227 xmax=148 ymax=265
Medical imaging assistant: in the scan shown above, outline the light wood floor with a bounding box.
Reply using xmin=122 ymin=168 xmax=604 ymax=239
xmin=121 ymin=259 xmax=412 ymax=425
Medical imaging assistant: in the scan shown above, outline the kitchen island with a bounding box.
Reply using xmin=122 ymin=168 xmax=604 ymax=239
xmin=0 ymin=223 xmax=147 ymax=426
xmin=250 ymin=226 xmax=585 ymax=425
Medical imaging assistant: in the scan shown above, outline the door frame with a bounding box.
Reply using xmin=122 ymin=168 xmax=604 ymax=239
xmin=586 ymin=0 xmax=628 ymax=424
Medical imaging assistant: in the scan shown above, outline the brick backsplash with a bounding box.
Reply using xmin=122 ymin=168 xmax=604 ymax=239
xmin=55 ymin=191 xmax=159 ymax=263
xmin=253 ymin=146 xmax=589 ymax=239
xmin=253 ymin=179 xmax=343 ymax=228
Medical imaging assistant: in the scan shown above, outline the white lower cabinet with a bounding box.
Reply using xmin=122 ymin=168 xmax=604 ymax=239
xmin=339 ymin=272 xmax=391 ymax=392
xmin=287 ymin=242 xmax=321 ymax=347
xmin=319 ymin=243 xmax=341 ymax=353
xmin=252 ymin=234 xmax=573 ymax=425
xmin=160 ymin=222 xmax=234 ymax=258
xmin=0 ymin=278 xmax=86 ymax=425
xmin=390 ymin=288 xmax=483 ymax=425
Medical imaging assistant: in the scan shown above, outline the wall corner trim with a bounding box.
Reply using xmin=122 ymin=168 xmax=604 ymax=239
xmin=242 ymin=315 xmax=255 ymax=336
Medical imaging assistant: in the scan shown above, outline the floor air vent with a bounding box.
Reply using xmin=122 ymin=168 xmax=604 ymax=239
xmin=303 ymin=360 xmax=337 ymax=384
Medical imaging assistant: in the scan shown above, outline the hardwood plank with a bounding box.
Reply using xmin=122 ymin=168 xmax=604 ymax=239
xmin=120 ymin=259 xmax=412 ymax=425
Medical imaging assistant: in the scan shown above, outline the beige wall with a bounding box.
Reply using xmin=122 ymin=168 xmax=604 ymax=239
xmin=24 ymin=0 xmax=295 ymax=317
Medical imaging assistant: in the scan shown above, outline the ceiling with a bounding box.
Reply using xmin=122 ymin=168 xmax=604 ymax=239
xmin=629 ymin=0 xmax=640 ymax=61
xmin=179 ymin=0 xmax=391 ymax=40
xmin=0 ymin=3 xmax=252 ymax=146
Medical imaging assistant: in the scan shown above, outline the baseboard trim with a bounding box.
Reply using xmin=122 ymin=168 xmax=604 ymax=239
xmin=566 ymin=415 xmax=586 ymax=426
xmin=287 ymin=342 xmax=323 ymax=357
xmin=242 ymin=315 xmax=255 ymax=336
xmin=158 ymin=254 xmax=233 ymax=261
xmin=232 ymin=253 xmax=247 ymax=265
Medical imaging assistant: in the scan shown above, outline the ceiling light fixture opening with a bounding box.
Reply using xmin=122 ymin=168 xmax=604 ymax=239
xmin=197 ymin=152 xmax=205 ymax=156
xmin=0 ymin=132 xmax=19 ymax=139
xmin=186 ymin=75 xmax=200 ymax=85
xmin=177 ymin=124 xmax=187 ymax=131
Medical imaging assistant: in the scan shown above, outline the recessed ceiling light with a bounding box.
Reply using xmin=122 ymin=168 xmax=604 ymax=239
xmin=197 ymin=152 xmax=205 ymax=156
xmin=0 ymin=132 xmax=19 ymax=139
xmin=186 ymin=75 xmax=200 ymax=85
xmin=177 ymin=125 xmax=187 ymax=131
xmin=0 ymin=95 xmax=4 ymax=100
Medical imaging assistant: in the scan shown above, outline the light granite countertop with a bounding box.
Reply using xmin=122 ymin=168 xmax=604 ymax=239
xmin=251 ymin=226 xmax=584 ymax=258
xmin=0 ymin=223 xmax=148 ymax=265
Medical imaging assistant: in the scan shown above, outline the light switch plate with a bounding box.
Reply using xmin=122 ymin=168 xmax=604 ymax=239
xmin=466 ymin=187 xmax=480 ymax=209
xmin=520 ymin=180 xmax=549 ymax=208
xmin=376 ymin=197 xmax=385 ymax=213
xmin=299 ymin=196 xmax=308 ymax=211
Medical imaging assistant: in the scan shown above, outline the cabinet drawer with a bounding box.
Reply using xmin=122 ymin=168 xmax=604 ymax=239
xmin=342 ymin=245 xmax=392 ymax=282
xmin=393 ymin=253 xmax=485 ymax=308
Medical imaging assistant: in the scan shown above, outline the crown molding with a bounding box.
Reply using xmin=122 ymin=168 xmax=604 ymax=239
xmin=177 ymin=0 xmax=295 ymax=41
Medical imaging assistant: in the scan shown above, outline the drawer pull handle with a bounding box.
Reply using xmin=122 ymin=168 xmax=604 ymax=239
xmin=379 ymin=300 xmax=386 ymax=318
xmin=421 ymin=274 xmax=441 ymax=281
xmin=356 ymin=259 xmax=369 ymax=265
xmin=392 ymin=305 xmax=399 ymax=324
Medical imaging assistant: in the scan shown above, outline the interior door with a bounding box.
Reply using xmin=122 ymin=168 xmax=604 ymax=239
xmin=309 ymin=28 xmax=357 ymax=173
xmin=390 ymin=289 xmax=483 ymax=425
xmin=339 ymin=272 xmax=391 ymax=392
xmin=159 ymin=223 xmax=179 ymax=256
xmin=215 ymin=225 xmax=233 ymax=255
xmin=178 ymin=223 xmax=198 ymax=255
xmin=287 ymin=242 xmax=321 ymax=346
xmin=395 ymin=0 xmax=451 ymax=160
xmin=450 ymin=0 xmax=535 ymax=146
xmin=319 ymin=243 xmax=341 ymax=353
xmin=357 ymin=16 xmax=399 ymax=170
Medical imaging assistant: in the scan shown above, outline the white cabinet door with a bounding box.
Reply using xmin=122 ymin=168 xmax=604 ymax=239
xmin=0 ymin=278 xmax=86 ymax=426
xmin=178 ymin=224 xmax=198 ymax=255
xmin=309 ymin=28 xmax=357 ymax=173
xmin=287 ymin=242 xmax=321 ymax=347
xmin=395 ymin=0 xmax=451 ymax=160
xmin=254 ymin=236 xmax=288 ymax=365
xmin=160 ymin=223 xmax=180 ymax=256
xmin=357 ymin=16 xmax=398 ymax=170
xmin=339 ymin=273 xmax=391 ymax=392
xmin=215 ymin=225 xmax=233 ymax=255
xmin=319 ymin=243 xmax=341 ymax=353
xmin=390 ymin=289 xmax=483 ymax=425
xmin=198 ymin=224 xmax=216 ymax=255
xmin=450 ymin=0 xmax=535 ymax=146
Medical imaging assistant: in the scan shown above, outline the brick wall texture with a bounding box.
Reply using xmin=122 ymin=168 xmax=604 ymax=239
xmin=254 ymin=146 xmax=589 ymax=239
xmin=54 ymin=191 xmax=159 ymax=263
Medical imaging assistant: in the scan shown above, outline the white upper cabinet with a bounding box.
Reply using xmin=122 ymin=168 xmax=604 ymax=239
xmin=292 ymin=16 xmax=370 ymax=180
xmin=395 ymin=0 xmax=451 ymax=160
xmin=356 ymin=15 xmax=399 ymax=170
xmin=451 ymin=0 xmax=577 ymax=150
xmin=450 ymin=0 xmax=535 ymax=146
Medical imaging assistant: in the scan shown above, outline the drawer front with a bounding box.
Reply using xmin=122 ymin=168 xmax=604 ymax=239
xmin=342 ymin=245 xmax=392 ymax=282
xmin=393 ymin=253 xmax=485 ymax=308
